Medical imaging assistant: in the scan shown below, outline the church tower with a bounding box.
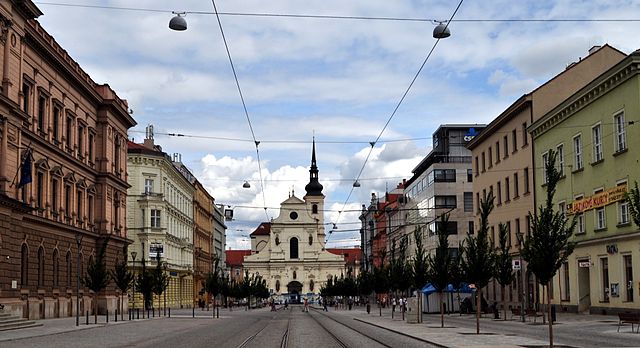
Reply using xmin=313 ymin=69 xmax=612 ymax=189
xmin=304 ymin=138 xmax=326 ymax=243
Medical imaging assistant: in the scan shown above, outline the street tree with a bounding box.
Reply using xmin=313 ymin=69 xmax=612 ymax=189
xmin=427 ymin=213 xmax=452 ymax=328
xmin=627 ymin=181 xmax=640 ymax=228
xmin=411 ymin=226 xmax=429 ymax=324
xmin=136 ymin=258 xmax=154 ymax=311
xmin=461 ymin=192 xmax=496 ymax=334
xmin=494 ymin=223 xmax=514 ymax=320
xmin=522 ymin=149 xmax=576 ymax=348
xmin=83 ymin=239 xmax=111 ymax=323
xmin=151 ymin=251 xmax=169 ymax=313
xmin=111 ymin=252 xmax=134 ymax=320
xmin=205 ymin=257 xmax=222 ymax=313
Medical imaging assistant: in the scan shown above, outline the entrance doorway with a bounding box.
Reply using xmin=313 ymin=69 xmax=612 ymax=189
xmin=578 ymin=260 xmax=591 ymax=313
xmin=287 ymin=281 xmax=303 ymax=304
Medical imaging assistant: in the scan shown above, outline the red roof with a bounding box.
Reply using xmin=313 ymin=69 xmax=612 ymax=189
xmin=127 ymin=140 xmax=147 ymax=150
xmin=327 ymin=248 xmax=362 ymax=266
xmin=225 ymin=250 xmax=251 ymax=267
xmin=250 ymin=222 xmax=271 ymax=236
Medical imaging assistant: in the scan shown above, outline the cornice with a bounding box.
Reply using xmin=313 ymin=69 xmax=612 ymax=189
xmin=530 ymin=53 xmax=640 ymax=139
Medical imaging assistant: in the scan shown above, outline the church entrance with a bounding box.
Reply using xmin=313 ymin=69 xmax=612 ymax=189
xmin=287 ymin=281 xmax=303 ymax=304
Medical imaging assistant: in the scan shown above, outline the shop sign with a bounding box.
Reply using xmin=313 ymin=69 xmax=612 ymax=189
xmin=149 ymin=243 xmax=165 ymax=258
xmin=578 ymin=261 xmax=591 ymax=268
xmin=567 ymin=184 xmax=627 ymax=215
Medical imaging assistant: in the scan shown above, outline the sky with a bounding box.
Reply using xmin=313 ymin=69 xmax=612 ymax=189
xmin=33 ymin=0 xmax=640 ymax=250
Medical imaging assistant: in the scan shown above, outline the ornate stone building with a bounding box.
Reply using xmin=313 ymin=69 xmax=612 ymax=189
xmin=193 ymin=179 xmax=214 ymax=304
xmin=127 ymin=127 xmax=194 ymax=309
xmin=0 ymin=0 xmax=136 ymax=318
xmin=243 ymin=141 xmax=345 ymax=303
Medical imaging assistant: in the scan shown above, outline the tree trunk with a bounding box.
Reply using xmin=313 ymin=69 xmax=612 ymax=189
xmin=440 ymin=292 xmax=444 ymax=328
xmin=548 ymin=285 xmax=554 ymax=348
xmin=476 ymin=288 xmax=481 ymax=334
xmin=502 ymin=284 xmax=507 ymax=321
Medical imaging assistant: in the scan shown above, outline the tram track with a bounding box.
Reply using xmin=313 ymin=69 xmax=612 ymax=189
xmin=308 ymin=308 xmax=395 ymax=348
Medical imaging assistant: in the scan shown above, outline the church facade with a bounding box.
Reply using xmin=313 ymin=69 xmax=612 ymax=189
xmin=243 ymin=141 xmax=345 ymax=303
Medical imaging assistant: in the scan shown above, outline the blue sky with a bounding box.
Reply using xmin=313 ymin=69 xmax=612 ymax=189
xmin=34 ymin=0 xmax=640 ymax=249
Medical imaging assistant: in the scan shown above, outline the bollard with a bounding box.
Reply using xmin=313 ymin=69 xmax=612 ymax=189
xmin=152 ymin=308 xmax=155 ymax=318
xmin=137 ymin=308 xmax=140 ymax=320
xmin=86 ymin=311 xmax=89 ymax=325
xmin=216 ymin=306 xmax=219 ymax=319
xmin=107 ymin=310 xmax=109 ymax=323
xmin=147 ymin=308 xmax=150 ymax=319
xmin=115 ymin=309 xmax=118 ymax=322
xmin=192 ymin=306 xmax=195 ymax=318
xmin=169 ymin=308 xmax=171 ymax=318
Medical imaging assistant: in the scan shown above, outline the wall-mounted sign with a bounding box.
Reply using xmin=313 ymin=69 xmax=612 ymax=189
xmin=512 ymin=259 xmax=521 ymax=270
xmin=463 ymin=128 xmax=479 ymax=142
xmin=578 ymin=261 xmax=591 ymax=268
xmin=149 ymin=243 xmax=164 ymax=258
xmin=606 ymin=244 xmax=618 ymax=254
xmin=567 ymin=184 xmax=627 ymax=215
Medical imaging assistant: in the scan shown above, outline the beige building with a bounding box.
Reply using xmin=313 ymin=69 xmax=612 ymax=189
xmin=243 ymin=141 xmax=345 ymax=303
xmin=127 ymin=126 xmax=194 ymax=309
xmin=0 ymin=1 xmax=136 ymax=319
xmin=193 ymin=180 xmax=214 ymax=304
xmin=466 ymin=45 xmax=626 ymax=310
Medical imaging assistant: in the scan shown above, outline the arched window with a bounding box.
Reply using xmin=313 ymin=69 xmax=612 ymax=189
xmin=290 ymin=238 xmax=299 ymax=259
xmin=293 ymin=271 xmax=297 ymax=280
xmin=312 ymin=204 xmax=318 ymax=214
xmin=53 ymin=249 xmax=59 ymax=287
xmin=21 ymin=244 xmax=29 ymax=286
xmin=275 ymin=280 xmax=280 ymax=292
xmin=309 ymin=279 xmax=315 ymax=292
xmin=66 ymin=251 xmax=72 ymax=287
xmin=37 ymin=247 xmax=44 ymax=287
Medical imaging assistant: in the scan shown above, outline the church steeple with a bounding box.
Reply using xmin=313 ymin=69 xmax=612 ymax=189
xmin=305 ymin=138 xmax=324 ymax=196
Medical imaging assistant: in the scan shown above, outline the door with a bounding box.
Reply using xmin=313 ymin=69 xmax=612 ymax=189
xmin=577 ymin=260 xmax=591 ymax=313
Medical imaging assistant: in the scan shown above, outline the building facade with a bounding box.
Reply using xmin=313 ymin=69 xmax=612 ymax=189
xmin=193 ymin=180 xmax=214 ymax=305
xmin=212 ymin=203 xmax=226 ymax=264
xmin=243 ymin=141 xmax=346 ymax=303
xmin=126 ymin=127 xmax=194 ymax=309
xmin=467 ymin=45 xmax=626 ymax=310
xmin=530 ymin=50 xmax=640 ymax=313
xmin=0 ymin=1 xmax=136 ymax=319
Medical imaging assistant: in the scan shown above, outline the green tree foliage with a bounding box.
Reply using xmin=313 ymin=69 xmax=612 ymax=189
xmin=627 ymin=181 xmax=640 ymax=228
xmin=494 ymin=223 xmax=514 ymax=320
xmin=461 ymin=192 xmax=496 ymax=334
xmin=111 ymin=255 xmax=134 ymax=318
xmin=151 ymin=252 xmax=169 ymax=310
xmin=136 ymin=258 xmax=154 ymax=310
xmin=356 ymin=270 xmax=374 ymax=298
xmin=411 ymin=226 xmax=429 ymax=323
xmin=83 ymin=239 xmax=111 ymax=318
xmin=427 ymin=213 xmax=452 ymax=328
xmin=205 ymin=257 xmax=222 ymax=310
xmin=522 ymin=149 xmax=577 ymax=348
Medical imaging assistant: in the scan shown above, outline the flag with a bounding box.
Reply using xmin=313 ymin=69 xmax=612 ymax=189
xmin=18 ymin=150 xmax=33 ymax=188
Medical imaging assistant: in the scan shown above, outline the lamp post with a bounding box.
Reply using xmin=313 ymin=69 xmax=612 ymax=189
xmin=163 ymin=262 xmax=168 ymax=317
xmin=131 ymin=251 xmax=137 ymax=317
xmin=75 ymin=234 xmax=83 ymax=326
xmin=516 ymin=232 xmax=526 ymax=323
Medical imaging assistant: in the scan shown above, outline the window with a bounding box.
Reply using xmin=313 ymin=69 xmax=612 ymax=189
xmin=87 ymin=194 xmax=94 ymax=224
xmin=592 ymin=124 xmax=603 ymax=162
xmin=53 ymin=249 xmax=59 ymax=287
xmin=512 ymin=129 xmax=517 ymax=152
xmin=37 ymin=95 xmax=46 ymax=133
xmin=561 ymin=262 xmax=570 ymax=301
xmin=144 ymin=179 xmax=154 ymax=194
xmin=435 ymin=195 xmax=456 ymax=208
xmin=476 ymin=192 xmax=480 ymax=213
xmin=463 ymin=192 xmax=473 ymax=212
xmin=488 ymin=147 xmax=493 ymax=168
xmin=77 ymin=124 xmax=85 ymax=159
xmin=505 ymin=177 xmax=510 ymax=202
xmin=21 ymin=244 xmax=28 ymax=286
xmin=573 ymin=134 xmax=583 ymax=170
xmin=88 ymin=133 xmax=94 ymax=163
xmin=522 ymin=122 xmax=528 ymax=146
xmin=503 ymin=135 xmax=509 ymax=158
xmin=64 ymin=184 xmax=72 ymax=217
xmin=468 ymin=221 xmax=475 ymax=235
xmin=577 ymin=213 xmax=585 ymax=234
xmin=481 ymin=152 xmax=486 ymax=172
xmin=290 ymin=237 xmax=299 ymax=259
xmin=496 ymin=181 xmax=502 ymax=205
xmin=430 ymin=221 xmax=458 ymax=235
xmin=601 ymin=257 xmax=609 ymax=302
xmin=474 ymin=156 xmax=479 ymax=176
xmin=66 ymin=116 xmax=74 ymax=151
xmin=66 ymin=251 xmax=72 ymax=287
xmin=151 ymin=209 xmax=161 ymax=228
xmin=36 ymin=172 xmax=44 ymax=209
xmin=38 ymin=247 xmax=44 ymax=288
xmin=52 ymin=106 xmax=60 ymax=142
xmin=619 ymin=182 xmax=630 ymax=224
xmin=556 ymin=144 xmax=564 ymax=176
xmin=542 ymin=152 xmax=549 ymax=184
xmin=495 ymin=141 xmax=501 ymax=163
xmin=614 ymin=111 xmax=627 ymax=153
xmin=312 ymin=204 xmax=318 ymax=214
xmin=114 ymin=135 xmax=121 ymax=175
xmin=467 ymin=169 xmax=473 ymax=183
xmin=76 ymin=190 xmax=83 ymax=220
xmin=433 ymin=169 xmax=456 ymax=182
xmin=513 ymin=173 xmax=519 ymax=198
xmin=594 ymin=189 xmax=606 ymax=230
xmin=22 ymin=81 xmax=31 ymax=113
xmin=624 ymin=255 xmax=633 ymax=302
xmin=51 ymin=178 xmax=58 ymax=212
xmin=524 ymin=167 xmax=530 ymax=194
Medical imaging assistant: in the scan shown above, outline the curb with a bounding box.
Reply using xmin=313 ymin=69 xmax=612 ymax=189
xmin=353 ymin=317 xmax=449 ymax=348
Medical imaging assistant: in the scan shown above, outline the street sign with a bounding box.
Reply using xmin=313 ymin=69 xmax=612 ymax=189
xmin=578 ymin=261 xmax=591 ymax=268
xmin=512 ymin=259 xmax=521 ymax=270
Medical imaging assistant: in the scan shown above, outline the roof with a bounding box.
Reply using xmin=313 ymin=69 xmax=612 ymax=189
xmin=225 ymin=250 xmax=251 ymax=267
xmin=327 ymin=248 xmax=362 ymax=266
xmin=250 ymin=222 xmax=271 ymax=236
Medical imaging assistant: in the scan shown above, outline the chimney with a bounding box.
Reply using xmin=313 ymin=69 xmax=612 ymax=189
xmin=143 ymin=124 xmax=155 ymax=149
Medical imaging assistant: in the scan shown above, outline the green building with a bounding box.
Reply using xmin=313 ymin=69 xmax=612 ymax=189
xmin=530 ymin=50 xmax=639 ymax=314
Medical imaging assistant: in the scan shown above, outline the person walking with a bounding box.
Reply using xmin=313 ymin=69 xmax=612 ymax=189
xmin=303 ymin=298 xmax=309 ymax=312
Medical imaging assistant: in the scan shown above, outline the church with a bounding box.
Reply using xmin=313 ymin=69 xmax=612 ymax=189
xmin=242 ymin=141 xmax=347 ymax=303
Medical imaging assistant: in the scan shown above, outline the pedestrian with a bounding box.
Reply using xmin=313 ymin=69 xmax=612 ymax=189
xmin=392 ymin=297 xmax=396 ymax=313
xmin=303 ymin=297 xmax=309 ymax=312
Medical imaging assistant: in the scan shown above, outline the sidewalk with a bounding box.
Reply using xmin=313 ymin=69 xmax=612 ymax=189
xmin=325 ymin=305 xmax=624 ymax=348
